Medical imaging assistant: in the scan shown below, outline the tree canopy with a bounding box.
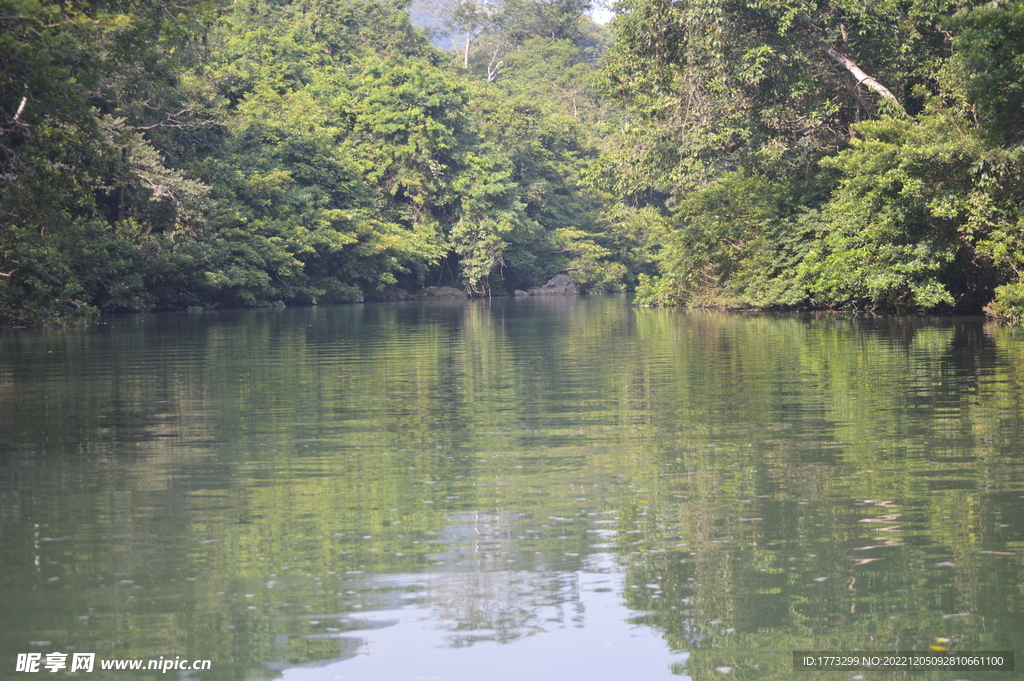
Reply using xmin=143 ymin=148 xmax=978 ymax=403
xmin=1 ymin=0 xmax=618 ymax=324
xmin=3 ymin=0 xmax=1024 ymax=325
xmin=599 ymin=0 xmax=1024 ymax=316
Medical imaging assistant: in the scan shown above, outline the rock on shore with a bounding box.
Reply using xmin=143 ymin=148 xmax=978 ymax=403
xmin=527 ymin=275 xmax=577 ymax=296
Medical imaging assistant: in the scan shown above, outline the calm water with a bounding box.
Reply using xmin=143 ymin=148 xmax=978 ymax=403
xmin=1 ymin=296 xmax=1023 ymax=680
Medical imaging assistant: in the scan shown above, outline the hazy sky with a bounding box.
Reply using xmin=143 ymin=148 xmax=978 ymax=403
xmin=589 ymin=0 xmax=613 ymax=24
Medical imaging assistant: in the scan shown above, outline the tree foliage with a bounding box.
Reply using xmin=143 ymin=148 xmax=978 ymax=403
xmin=1 ymin=0 xmax=616 ymax=324
xmin=6 ymin=0 xmax=1023 ymax=325
xmin=605 ymin=0 xmax=1024 ymax=316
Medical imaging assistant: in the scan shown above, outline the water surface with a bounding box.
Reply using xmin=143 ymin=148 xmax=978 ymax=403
xmin=1 ymin=297 xmax=1022 ymax=679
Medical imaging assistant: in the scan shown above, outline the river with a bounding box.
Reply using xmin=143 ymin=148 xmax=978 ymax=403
xmin=1 ymin=295 xmax=1021 ymax=679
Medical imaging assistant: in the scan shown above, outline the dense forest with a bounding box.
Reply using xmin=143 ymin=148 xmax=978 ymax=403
xmin=606 ymin=0 xmax=1024 ymax=317
xmin=1 ymin=0 xmax=1023 ymax=325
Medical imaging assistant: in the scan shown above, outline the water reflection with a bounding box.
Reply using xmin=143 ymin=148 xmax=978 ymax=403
xmin=0 ymin=300 xmax=1022 ymax=679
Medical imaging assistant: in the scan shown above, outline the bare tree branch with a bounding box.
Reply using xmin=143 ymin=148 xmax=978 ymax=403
xmin=12 ymin=96 xmax=27 ymax=123
xmin=820 ymin=45 xmax=905 ymax=115
xmin=134 ymin=108 xmax=222 ymax=131
xmin=486 ymin=44 xmax=503 ymax=82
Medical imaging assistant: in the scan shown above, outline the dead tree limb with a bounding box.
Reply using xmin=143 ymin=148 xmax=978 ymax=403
xmin=12 ymin=96 xmax=26 ymax=123
xmin=820 ymin=45 xmax=906 ymax=115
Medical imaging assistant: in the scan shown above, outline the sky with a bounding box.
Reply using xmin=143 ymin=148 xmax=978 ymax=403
xmin=411 ymin=0 xmax=615 ymax=33
xmin=588 ymin=0 xmax=614 ymax=24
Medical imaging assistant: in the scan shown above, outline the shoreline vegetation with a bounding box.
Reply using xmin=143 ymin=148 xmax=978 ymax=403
xmin=2 ymin=0 xmax=1024 ymax=327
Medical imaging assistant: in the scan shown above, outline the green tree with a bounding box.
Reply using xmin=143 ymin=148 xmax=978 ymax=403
xmin=0 ymin=0 xmax=216 ymax=323
xmin=607 ymin=0 xmax=1024 ymax=314
xmin=449 ymin=147 xmax=538 ymax=294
